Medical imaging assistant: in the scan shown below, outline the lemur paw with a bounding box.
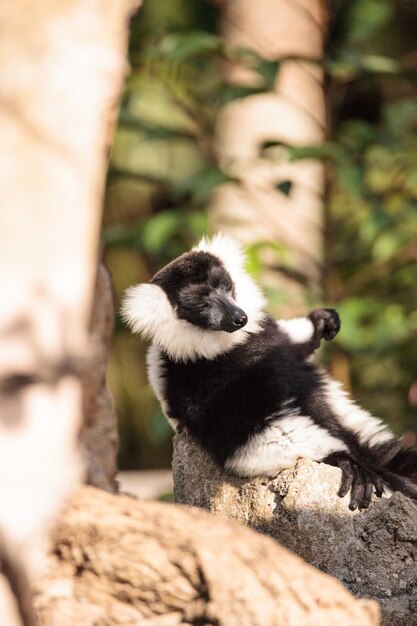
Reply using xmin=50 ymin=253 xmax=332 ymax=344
xmin=323 ymin=451 xmax=384 ymax=511
xmin=308 ymin=308 xmax=341 ymax=342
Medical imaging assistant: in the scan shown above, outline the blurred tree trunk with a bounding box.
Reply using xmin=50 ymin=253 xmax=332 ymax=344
xmin=34 ymin=486 xmax=379 ymax=626
xmin=0 ymin=0 xmax=138 ymax=623
xmin=80 ymin=263 xmax=118 ymax=492
xmin=212 ymin=0 xmax=327 ymax=313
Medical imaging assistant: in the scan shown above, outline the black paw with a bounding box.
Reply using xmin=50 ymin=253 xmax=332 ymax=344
xmin=323 ymin=451 xmax=384 ymax=511
xmin=308 ymin=308 xmax=341 ymax=342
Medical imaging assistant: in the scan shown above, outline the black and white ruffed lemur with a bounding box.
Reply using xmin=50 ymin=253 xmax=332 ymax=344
xmin=122 ymin=235 xmax=417 ymax=510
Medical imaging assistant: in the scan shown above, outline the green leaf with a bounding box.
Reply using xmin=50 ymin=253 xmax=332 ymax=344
xmin=406 ymin=164 xmax=417 ymax=198
xmin=327 ymin=50 xmax=399 ymax=81
xmin=359 ymin=210 xmax=391 ymax=243
xmin=288 ymin=143 xmax=346 ymax=162
xmin=275 ymin=180 xmax=293 ymax=196
xmin=142 ymin=211 xmax=182 ymax=253
xmin=150 ymin=408 xmax=172 ymax=442
xmin=119 ymin=115 xmax=196 ymax=142
xmin=338 ymin=120 xmax=377 ymax=151
xmin=335 ymin=298 xmax=380 ymax=351
xmin=245 ymin=241 xmax=288 ymax=278
xmin=255 ymin=59 xmax=280 ymax=88
xmin=336 ymin=162 xmax=363 ymax=196
xmin=347 ymin=0 xmax=393 ymax=44
xmin=155 ymin=32 xmax=222 ymax=62
xmin=383 ymin=99 xmax=417 ymax=137
xmin=360 ymin=54 xmax=400 ymax=75
xmin=372 ymin=232 xmax=402 ymax=262
xmin=217 ymin=84 xmax=266 ymax=105
xmin=227 ymin=47 xmax=281 ymax=89
xmin=185 ymin=210 xmax=209 ymax=238
xmin=103 ymin=223 xmax=143 ymax=248
xmin=174 ymin=166 xmax=238 ymax=203
xmin=260 ymin=140 xmax=286 ymax=152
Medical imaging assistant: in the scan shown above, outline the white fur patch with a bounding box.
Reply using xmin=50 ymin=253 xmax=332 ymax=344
xmin=277 ymin=317 xmax=315 ymax=344
xmin=195 ymin=233 xmax=245 ymax=276
xmin=121 ymin=283 xmax=174 ymax=339
xmin=122 ymin=280 xmax=256 ymax=362
xmin=324 ymin=377 xmax=394 ymax=448
xmin=122 ymin=235 xmax=268 ymax=362
xmin=225 ymin=413 xmax=347 ymax=478
xmin=146 ymin=345 xmax=179 ymax=430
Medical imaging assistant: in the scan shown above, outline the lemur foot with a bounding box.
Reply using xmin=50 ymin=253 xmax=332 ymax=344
xmin=308 ymin=308 xmax=341 ymax=342
xmin=323 ymin=451 xmax=384 ymax=511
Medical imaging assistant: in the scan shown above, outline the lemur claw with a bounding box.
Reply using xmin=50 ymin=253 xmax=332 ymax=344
xmin=323 ymin=451 xmax=384 ymax=511
xmin=308 ymin=308 xmax=341 ymax=342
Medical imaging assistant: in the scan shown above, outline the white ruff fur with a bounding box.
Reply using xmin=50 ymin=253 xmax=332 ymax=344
xmin=324 ymin=377 xmax=393 ymax=448
xmin=277 ymin=317 xmax=315 ymax=343
xmin=122 ymin=234 xmax=267 ymax=362
xmin=147 ymin=345 xmax=179 ymax=430
xmin=225 ymin=413 xmax=347 ymax=477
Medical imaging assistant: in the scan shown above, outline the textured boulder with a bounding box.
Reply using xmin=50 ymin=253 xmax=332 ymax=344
xmin=173 ymin=430 xmax=417 ymax=626
xmin=33 ymin=486 xmax=379 ymax=626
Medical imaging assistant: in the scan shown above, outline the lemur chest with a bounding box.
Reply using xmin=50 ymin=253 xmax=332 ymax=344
xmin=160 ymin=337 xmax=316 ymax=425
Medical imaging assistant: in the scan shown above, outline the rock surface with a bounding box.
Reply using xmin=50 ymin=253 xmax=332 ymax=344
xmin=173 ymin=429 xmax=417 ymax=626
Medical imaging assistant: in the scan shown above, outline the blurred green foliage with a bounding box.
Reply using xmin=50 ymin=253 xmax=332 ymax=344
xmin=324 ymin=0 xmax=417 ymax=434
xmin=105 ymin=0 xmax=417 ymax=470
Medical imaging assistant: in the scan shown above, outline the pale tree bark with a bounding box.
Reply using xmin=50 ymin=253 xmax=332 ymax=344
xmin=0 ymin=0 xmax=138 ymax=623
xmin=212 ymin=0 xmax=327 ymax=312
xmin=33 ymin=486 xmax=380 ymax=626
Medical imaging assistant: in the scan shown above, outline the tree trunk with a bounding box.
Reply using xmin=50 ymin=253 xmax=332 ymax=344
xmin=0 ymin=0 xmax=138 ymax=622
xmin=33 ymin=485 xmax=379 ymax=626
xmin=80 ymin=263 xmax=118 ymax=492
xmin=212 ymin=0 xmax=327 ymax=312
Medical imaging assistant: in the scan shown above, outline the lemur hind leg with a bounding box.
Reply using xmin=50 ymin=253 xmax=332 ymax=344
xmin=320 ymin=378 xmax=397 ymax=510
xmin=322 ymin=382 xmax=417 ymax=508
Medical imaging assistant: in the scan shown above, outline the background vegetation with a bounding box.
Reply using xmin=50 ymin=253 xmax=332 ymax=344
xmin=104 ymin=0 xmax=417 ymax=470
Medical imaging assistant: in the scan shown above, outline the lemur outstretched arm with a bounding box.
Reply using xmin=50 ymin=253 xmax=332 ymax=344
xmin=277 ymin=308 xmax=341 ymax=359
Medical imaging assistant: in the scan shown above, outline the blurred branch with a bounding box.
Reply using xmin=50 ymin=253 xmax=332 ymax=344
xmin=119 ymin=113 xmax=198 ymax=141
xmin=108 ymin=168 xmax=168 ymax=188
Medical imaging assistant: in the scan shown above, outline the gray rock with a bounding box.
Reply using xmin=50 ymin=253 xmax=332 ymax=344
xmin=173 ymin=429 xmax=417 ymax=626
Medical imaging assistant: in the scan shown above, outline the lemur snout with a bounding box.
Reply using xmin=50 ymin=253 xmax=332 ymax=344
xmin=216 ymin=294 xmax=248 ymax=332
xmin=232 ymin=309 xmax=248 ymax=328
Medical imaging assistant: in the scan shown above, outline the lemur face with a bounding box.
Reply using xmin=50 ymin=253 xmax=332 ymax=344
xmin=151 ymin=251 xmax=248 ymax=333
xmin=122 ymin=234 xmax=267 ymax=361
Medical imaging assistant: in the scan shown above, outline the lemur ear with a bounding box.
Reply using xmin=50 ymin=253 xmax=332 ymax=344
xmin=121 ymin=283 xmax=175 ymax=339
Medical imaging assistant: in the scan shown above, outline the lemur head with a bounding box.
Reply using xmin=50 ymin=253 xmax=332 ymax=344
xmin=122 ymin=234 xmax=267 ymax=361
